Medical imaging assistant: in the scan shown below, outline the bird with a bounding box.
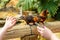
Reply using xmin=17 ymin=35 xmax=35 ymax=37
xmin=21 ymin=10 xmax=49 ymax=25
xmin=38 ymin=10 xmax=49 ymax=24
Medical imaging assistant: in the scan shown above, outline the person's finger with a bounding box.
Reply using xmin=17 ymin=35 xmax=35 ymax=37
xmin=12 ymin=20 xmax=16 ymax=25
xmin=43 ymin=26 xmax=46 ymax=28
xmin=37 ymin=29 xmax=43 ymax=36
xmin=12 ymin=18 xmax=16 ymax=21
xmin=11 ymin=19 xmax=17 ymax=23
xmin=9 ymin=16 xmax=14 ymax=20
xmin=6 ymin=16 xmax=9 ymax=21
xmin=12 ymin=18 xmax=17 ymax=21
xmin=37 ymin=29 xmax=43 ymax=33
xmin=37 ymin=26 xmax=44 ymax=31
xmin=9 ymin=16 xmax=16 ymax=21
xmin=10 ymin=21 xmax=16 ymax=27
xmin=37 ymin=26 xmax=43 ymax=34
xmin=43 ymin=26 xmax=49 ymax=30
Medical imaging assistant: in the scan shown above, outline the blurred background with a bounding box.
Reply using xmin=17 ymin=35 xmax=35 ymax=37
xmin=0 ymin=0 xmax=60 ymax=40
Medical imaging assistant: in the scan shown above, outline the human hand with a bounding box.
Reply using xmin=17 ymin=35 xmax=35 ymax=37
xmin=4 ymin=16 xmax=17 ymax=30
xmin=37 ymin=26 xmax=54 ymax=40
xmin=0 ymin=16 xmax=16 ymax=40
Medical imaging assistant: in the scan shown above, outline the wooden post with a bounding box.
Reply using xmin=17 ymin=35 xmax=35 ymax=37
xmin=21 ymin=35 xmax=38 ymax=40
xmin=0 ymin=20 xmax=60 ymax=39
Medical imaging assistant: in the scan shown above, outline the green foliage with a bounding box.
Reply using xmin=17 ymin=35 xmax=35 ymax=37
xmin=0 ymin=0 xmax=10 ymax=9
xmin=45 ymin=1 xmax=58 ymax=16
xmin=54 ymin=7 xmax=60 ymax=20
xmin=16 ymin=0 xmax=37 ymax=10
xmin=0 ymin=0 xmax=59 ymax=18
xmin=17 ymin=0 xmax=59 ymax=18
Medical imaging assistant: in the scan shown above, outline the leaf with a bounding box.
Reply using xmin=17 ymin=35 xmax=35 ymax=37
xmin=0 ymin=0 xmax=9 ymax=9
xmin=1 ymin=0 xmax=8 ymax=2
xmin=16 ymin=0 xmax=59 ymax=18
xmin=47 ymin=1 xmax=58 ymax=16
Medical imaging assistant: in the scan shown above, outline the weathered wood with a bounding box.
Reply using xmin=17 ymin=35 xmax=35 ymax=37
xmin=21 ymin=35 xmax=38 ymax=40
xmin=45 ymin=21 xmax=60 ymax=33
xmin=0 ymin=20 xmax=5 ymax=27
xmin=0 ymin=21 xmax=60 ymax=39
xmin=3 ymin=24 xmax=34 ymax=39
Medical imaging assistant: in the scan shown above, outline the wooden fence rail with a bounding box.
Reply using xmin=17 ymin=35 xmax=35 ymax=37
xmin=0 ymin=20 xmax=60 ymax=39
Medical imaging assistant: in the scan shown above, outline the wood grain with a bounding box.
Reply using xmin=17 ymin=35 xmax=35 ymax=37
xmin=0 ymin=21 xmax=60 ymax=39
